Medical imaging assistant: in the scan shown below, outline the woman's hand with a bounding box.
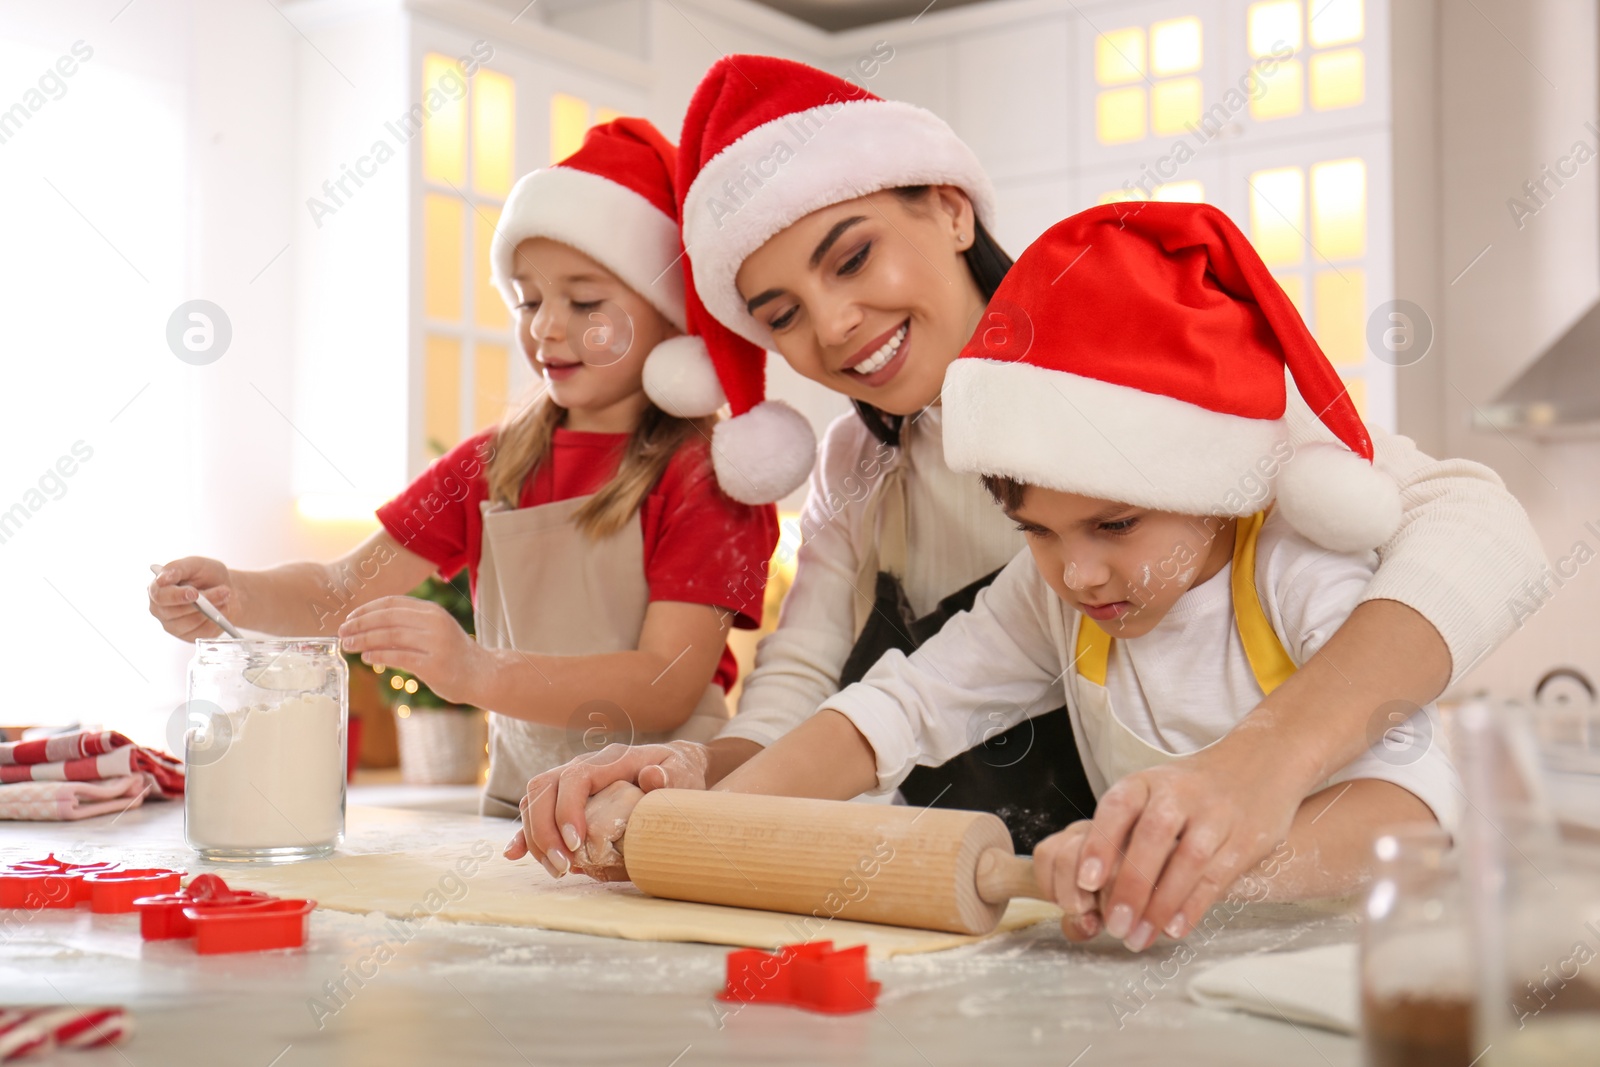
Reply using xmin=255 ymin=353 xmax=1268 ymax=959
xmin=503 ymin=741 xmax=712 ymax=875
xmin=1032 ymin=821 xmax=1105 ymax=941
xmin=338 ymin=596 xmax=486 ymax=707
xmin=1072 ymin=738 xmax=1307 ymax=952
xmin=148 ymin=557 xmax=238 ymax=639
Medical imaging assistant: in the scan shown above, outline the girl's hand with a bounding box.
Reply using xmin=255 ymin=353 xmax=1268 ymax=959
xmin=1032 ymin=821 xmax=1105 ymax=941
xmin=1073 ymin=740 xmax=1304 ymax=952
xmin=503 ymin=741 xmax=711 ymax=875
xmin=148 ymin=557 xmax=238 ymax=639
xmin=338 ymin=596 xmax=485 ymax=707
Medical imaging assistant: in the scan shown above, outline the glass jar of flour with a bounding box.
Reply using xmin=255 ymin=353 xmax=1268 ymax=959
xmin=184 ymin=637 xmax=347 ymax=862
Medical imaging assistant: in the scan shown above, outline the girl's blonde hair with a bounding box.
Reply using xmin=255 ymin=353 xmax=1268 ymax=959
xmin=486 ymin=391 xmax=717 ymax=539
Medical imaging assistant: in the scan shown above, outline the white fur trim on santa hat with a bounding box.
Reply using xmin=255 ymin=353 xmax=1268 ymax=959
xmin=710 ymin=401 xmax=817 ymax=505
xmin=683 ymin=99 xmax=996 ymax=349
xmin=642 ymin=335 xmax=727 ymax=418
xmin=490 ymin=166 xmax=686 ymax=330
xmin=943 ymin=358 xmax=1287 ymax=518
xmin=1275 ymin=442 xmax=1401 ymax=552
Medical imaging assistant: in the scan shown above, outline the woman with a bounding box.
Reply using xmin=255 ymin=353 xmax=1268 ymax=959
xmin=509 ymin=57 xmax=1545 ymax=935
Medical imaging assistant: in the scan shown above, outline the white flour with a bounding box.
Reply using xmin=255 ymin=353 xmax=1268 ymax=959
xmin=185 ymin=694 xmax=344 ymax=852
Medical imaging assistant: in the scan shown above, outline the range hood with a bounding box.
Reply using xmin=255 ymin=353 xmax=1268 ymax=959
xmin=1475 ymin=297 xmax=1600 ymax=437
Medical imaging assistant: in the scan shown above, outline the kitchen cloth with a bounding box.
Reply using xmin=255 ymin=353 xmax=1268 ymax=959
xmin=0 ymin=731 xmax=182 ymax=821
xmin=0 ymin=775 xmax=161 ymax=821
xmin=1187 ymin=942 xmax=1359 ymax=1034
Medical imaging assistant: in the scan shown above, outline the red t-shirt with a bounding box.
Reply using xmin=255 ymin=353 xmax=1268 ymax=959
xmin=376 ymin=428 xmax=778 ymax=691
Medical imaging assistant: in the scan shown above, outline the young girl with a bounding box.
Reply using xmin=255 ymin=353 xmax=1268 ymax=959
xmin=148 ymin=119 xmax=778 ymax=848
xmin=513 ymin=58 xmax=1546 ymax=941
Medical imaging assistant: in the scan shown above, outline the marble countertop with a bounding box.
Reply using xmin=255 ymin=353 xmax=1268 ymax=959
xmin=0 ymin=785 xmax=1361 ymax=1066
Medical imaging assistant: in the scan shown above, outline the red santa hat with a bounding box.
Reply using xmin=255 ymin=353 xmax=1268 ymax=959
xmin=641 ymin=54 xmax=997 ymax=506
xmin=490 ymin=117 xmax=685 ymax=331
xmin=943 ymin=201 xmax=1401 ymax=553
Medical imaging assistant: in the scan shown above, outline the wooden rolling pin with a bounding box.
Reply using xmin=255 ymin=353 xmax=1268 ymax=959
xmin=616 ymin=789 xmax=1044 ymax=936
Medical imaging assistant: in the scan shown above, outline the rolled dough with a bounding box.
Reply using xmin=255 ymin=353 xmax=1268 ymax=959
xmin=225 ymin=838 xmax=1062 ymax=958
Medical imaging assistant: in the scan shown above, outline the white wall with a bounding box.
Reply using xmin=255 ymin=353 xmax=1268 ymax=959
xmin=0 ymin=0 xmax=299 ymax=743
xmin=1435 ymin=0 xmax=1600 ymax=701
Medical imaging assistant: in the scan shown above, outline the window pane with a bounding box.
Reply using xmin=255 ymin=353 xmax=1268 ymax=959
xmin=472 ymin=68 xmax=515 ymax=198
xmin=1311 ymin=157 xmax=1366 ymax=260
xmin=1249 ymin=0 xmax=1303 ymax=57
xmin=551 ymin=92 xmax=590 ymax=164
xmin=1099 ymin=188 xmax=1146 ymax=204
xmin=1251 ymin=58 xmax=1304 ymax=119
xmin=1314 ymin=267 xmax=1366 ymax=365
xmin=423 ymin=335 xmax=463 ymax=456
xmin=1310 ymin=48 xmax=1364 ymax=110
xmin=474 ymin=207 xmax=509 ymax=330
xmin=1095 ymin=28 xmax=1146 ymax=86
xmin=1310 ymin=0 xmax=1364 ymax=47
xmin=422 ymin=54 xmax=466 ymax=186
xmin=423 ymin=194 xmax=465 ymax=322
xmin=1249 ymin=166 xmax=1305 ymax=266
xmin=1154 ymin=180 xmax=1205 ymax=202
xmin=1151 ymin=17 xmax=1202 ymax=76
xmin=1097 ymin=87 xmax=1147 ymax=144
xmin=474 ymin=341 xmax=511 ymax=430
xmin=1340 ymin=375 xmax=1368 ymax=419
xmin=1152 ymin=77 xmax=1202 ymax=136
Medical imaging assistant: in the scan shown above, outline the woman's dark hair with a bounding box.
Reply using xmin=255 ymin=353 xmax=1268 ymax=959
xmin=852 ymin=186 xmax=1014 ymax=449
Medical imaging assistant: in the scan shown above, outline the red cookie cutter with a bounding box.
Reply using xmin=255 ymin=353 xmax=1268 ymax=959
xmin=83 ymin=868 xmax=184 ymax=914
xmin=719 ymin=941 xmax=881 ymax=1014
xmin=0 ymin=855 xmax=121 ymax=909
xmin=131 ymin=873 xmax=274 ymax=940
xmin=185 ymin=898 xmax=316 ymax=955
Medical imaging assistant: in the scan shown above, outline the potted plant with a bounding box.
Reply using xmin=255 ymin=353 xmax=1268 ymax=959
xmin=345 ymin=575 xmax=488 ymax=785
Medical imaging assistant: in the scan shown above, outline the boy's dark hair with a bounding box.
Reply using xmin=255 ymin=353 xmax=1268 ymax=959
xmin=853 ymin=186 xmax=1014 ymax=450
xmin=979 ymin=473 xmax=1028 ymax=512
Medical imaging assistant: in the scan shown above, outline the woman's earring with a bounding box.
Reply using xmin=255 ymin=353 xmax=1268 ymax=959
xmin=957 ymin=232 xmax=967 ymax=246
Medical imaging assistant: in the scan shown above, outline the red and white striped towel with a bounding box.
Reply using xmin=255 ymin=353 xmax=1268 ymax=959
xmin=0 ymin=1007 xmax=133 ymax=1060
xmin=0 ymin=731 xmax=183 ymax=799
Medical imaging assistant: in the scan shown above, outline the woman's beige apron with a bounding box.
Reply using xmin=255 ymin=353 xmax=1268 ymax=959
xmin=474 ymin=495 xmax=731 ymax=818
xmin=1068 ymin=511 xmax=1298 ymax=795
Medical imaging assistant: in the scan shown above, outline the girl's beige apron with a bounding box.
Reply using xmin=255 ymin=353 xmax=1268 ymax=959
xmin=1068 ymin=511 xmax=1298 ymax=795
xmin=473 ymin=495 xmax=731 ymax=818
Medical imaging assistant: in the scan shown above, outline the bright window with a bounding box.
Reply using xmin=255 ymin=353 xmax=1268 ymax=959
xmin=1248 ymin=166 xmax=1306 ymax=266
xmin=1094 ymin=18 xmax=1203 ymax=145
xmin=1248 ymin=0 xmax=1366 ymax=119
xmin=419 ymin=53 xmax=517 ymax=459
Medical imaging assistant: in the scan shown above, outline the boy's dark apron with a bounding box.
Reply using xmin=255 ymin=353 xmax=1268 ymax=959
xmin=837 ymin=460 xmax=1097 ymax=853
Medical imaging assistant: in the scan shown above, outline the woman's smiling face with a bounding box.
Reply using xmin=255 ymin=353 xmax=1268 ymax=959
xmin=733 ymin=187 xmax=988 ymax=417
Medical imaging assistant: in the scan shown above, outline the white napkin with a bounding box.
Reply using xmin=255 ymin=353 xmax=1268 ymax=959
xmin=1187 ymin=942 xmax=1359 ymax=1034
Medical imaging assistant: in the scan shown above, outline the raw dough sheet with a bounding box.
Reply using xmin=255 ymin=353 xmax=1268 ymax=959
xmin=225 ymin=838 xmax=1062 ymax=958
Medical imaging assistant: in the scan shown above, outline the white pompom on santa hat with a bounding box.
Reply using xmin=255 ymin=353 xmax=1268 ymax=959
xmin=642 ymin=54 xmax=998 ymax=505
xmin=942 ymin=200 xmax=1401 ymax=554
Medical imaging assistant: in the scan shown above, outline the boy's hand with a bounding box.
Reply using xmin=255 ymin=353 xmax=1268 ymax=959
xmin=1032 ymin=821 xmax=1104 ymax=941
xmin=503 ymin=741 xmax=711 ymax=875
xmin=1073 ymin=740 xmax=1305 ymax=951
xmin=339 ymin=596 xmax=485 ymax=707
xmin=148 ymin=557 xmax=238 ymax=639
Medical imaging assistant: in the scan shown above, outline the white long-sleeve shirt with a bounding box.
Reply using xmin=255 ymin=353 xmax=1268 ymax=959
xmin=823 ymin=510 xmax=1461 ymax=832
xmin=721 ymin=396 xmax=1547 ymax=750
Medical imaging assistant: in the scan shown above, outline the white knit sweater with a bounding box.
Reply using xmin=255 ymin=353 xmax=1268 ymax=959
xmin=720 ymin=398 xmax=1547 ymax=749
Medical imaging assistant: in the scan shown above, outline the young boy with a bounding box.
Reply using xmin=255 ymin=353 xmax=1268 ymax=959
xmin=713 ymin=201 xmax=1459 ymax=952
